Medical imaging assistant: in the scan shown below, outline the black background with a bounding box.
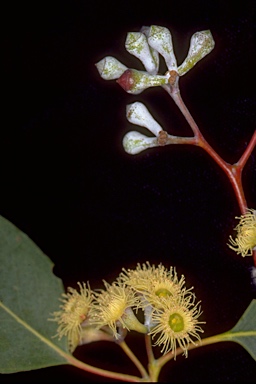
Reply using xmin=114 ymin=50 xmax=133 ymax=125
xmin=1 ymin=0 xmax=256 ymax=382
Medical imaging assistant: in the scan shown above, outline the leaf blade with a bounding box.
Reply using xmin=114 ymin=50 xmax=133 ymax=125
xmin=220 ymin=299 xmax=256 ymax=361
xmin=0 ymin=215 xmax=70 ymax=373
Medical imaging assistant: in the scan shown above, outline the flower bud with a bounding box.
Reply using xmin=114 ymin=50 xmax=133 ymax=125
xmin=95 ymin=56 xmax=128 ymax=80
xmin=122 ymin=131 xmax=159 ymax=155
xmin=125 ymin=32 xmax=158 ymax=74
xmin=116 ymin=69 xmax=168 ymax=94
xmin=126 ymin=102 xmax=163 ymax=136
xmin=140 ymin=26 xmax=160 ymax=73
xmin=177 ymin=30 xmax=215 ymax=76
xmin=121 ymin=307 xmax=147 ymax=334
xmin=79 ymin=325 xmax=115 ymax=345
xmin=147 ymin=25 xmax=177 ymax=71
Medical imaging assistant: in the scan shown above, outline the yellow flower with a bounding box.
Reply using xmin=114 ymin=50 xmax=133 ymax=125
xmin=49 ymin=282 xmax=93 ymax=352
xmin=120 ymin=262 xmax=191 ymax=306
xmin=90 ymin=280 xmax=145 ymax=338
xmin=149 ymin=293 xmax=205 ymax=358
xmin=228 ymin=208 xmax=256 ymax=257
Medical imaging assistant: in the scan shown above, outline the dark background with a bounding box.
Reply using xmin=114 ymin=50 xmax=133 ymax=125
xmin=1 ymin=0 xmax=256 ymax=382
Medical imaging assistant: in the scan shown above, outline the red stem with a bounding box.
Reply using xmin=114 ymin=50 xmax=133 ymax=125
xmin=198 ymin=136 xmax=248 ymax=214
xmin=169 ymin=87 xmax=255 ymax=215
xmin=237 ymin=130 xmax=256 ymax=169
xmin=165 ymin=82 xmax=256 ymax=266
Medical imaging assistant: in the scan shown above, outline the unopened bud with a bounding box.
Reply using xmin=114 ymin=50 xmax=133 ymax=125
xmin=177 ymin=30 xmax=215 ymax=76
xmin=122 ymin=131 xmax=159 ymax=155
xmin=125 ymin=32 xmax=158 ymax=74
xmin=80 ymin=325 xmax=115 ymax=345
xmin=95 ymin=56 xmax=128 ymax=80
xmin=126 ymin=102 xmax=163 ymax=136
xmin=140 ymin=26 xmax=160 ymax=73
xmin=147 ymin=25 xmax=177 ymax=71
xmin=121 ymin=307 xmax=147 ymax=334
xmin=116 ymin=69 xmax=168 ymax=94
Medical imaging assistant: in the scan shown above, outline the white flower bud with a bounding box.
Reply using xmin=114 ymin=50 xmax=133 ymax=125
xmin=147 ymin=25 xmax=177 ymax=71
xmin=177 ymin=30 xmax=215 ymax=76
xmin=140 ymin=26 xmax=160 ymax=73
xmin=95 ymin=56 xmax=128 ymax=80
xmin=125 ymin=32 xmax=158 ymax=74
xmin=126 ymin=102 xmax=163 ymax=136
xmin=122 ymin=131 xmax=159 ymax=155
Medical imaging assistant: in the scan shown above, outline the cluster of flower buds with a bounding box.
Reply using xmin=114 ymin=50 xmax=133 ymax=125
xmin=96 ymin=25 xmax=215 ymax=91
xmin=95 ymin=25 xmax=215 ymax=155
xmin=49 ymin=262 xmax=204 ymax=358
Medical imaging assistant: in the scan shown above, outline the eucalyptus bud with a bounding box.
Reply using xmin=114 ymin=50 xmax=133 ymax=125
xmin=121 ymin=307 xmax=147 ymax=334
xmin=122 ymin=131 xmax=159 ymax=155
xmin=177 ymin=30 xmax=215 ymax=76
xmin=125 ymin=32 xmax=158 ymax=74
xmin=126 ymin=102 xmax=163 ymax=136
xmin=140 ymin=26 xmax=160 ymax=73
xmin=116 ymin=69 xmax=168 ymax=94
xmin=147 ymin=25 xmax=177 ymax=71
xmin=95 ymin=56 xmax=128 ymax=80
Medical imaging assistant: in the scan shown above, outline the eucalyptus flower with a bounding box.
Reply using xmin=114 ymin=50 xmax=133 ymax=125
xmin=228 ymin=208 xmax=256 ymax=257
xmin=120 ymin=262 xmax=187 ymax=302
xmin=120 ymin=262 xmax=195 ymax=330
xmin=49 ymin=282 xmax=93 ymax=352
xmin=90 ymin=280 xmax=147 ymax=338
xmin=149 ymin=293 xmax=205 ymax=358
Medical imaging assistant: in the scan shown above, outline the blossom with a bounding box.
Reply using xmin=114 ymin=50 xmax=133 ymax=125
xmin=148 ymin=293 xmax=205 ymax=358
xmin=90 ymin=280 xmax=146 ymax=338
xmin=49 ymin=282 xmax=93 ymax=352
xmin=120 ymin=262 xmax=188 ymax=302
xmin=228 ymin=208 xmax=256 ymax=257
xmin=119 ymin=262 xmax=199 ymax=332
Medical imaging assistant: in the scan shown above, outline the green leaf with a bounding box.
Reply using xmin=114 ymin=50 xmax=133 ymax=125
xmin=0 ymin=214 xmax=70 ymax=373
xmin=220 ymin=299 xmax=256 ymax=361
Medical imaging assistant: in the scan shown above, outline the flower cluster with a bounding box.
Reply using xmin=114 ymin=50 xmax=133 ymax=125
xmin=120 ymin=262 xmax=205 ymax=357
xmin=50 ymin=262 xmax=204 ymax=358
xmin=228 ymin=208 xmax=256 ymax=257
xmin=95 ymin=25 xmax=215 ymax=155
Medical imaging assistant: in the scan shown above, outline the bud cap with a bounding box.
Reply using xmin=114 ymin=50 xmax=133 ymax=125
xmin=95 ymin=56 xmax=128 ymax=80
